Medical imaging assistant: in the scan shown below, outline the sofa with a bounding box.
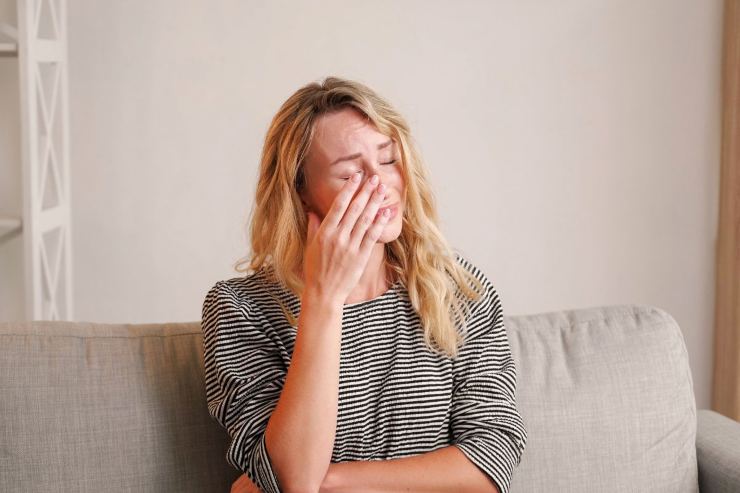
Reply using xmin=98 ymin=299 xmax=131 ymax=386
xmin=1 ymin=303 xmax=738 ymax=492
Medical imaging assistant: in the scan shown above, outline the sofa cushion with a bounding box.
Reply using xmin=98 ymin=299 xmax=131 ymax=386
xmin=505 ymin=304 xmax=698 ymax=492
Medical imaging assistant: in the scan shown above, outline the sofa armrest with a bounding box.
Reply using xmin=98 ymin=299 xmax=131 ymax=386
xmin=696 ymin=409 xmax=740 ymax=493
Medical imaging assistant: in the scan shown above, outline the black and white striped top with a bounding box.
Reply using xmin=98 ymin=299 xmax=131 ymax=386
xmin=201 ymin=253 xmax=527 ymax=493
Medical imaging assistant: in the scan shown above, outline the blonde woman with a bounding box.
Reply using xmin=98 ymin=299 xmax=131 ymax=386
xmin=201 ymin=77 xmax=527 ymax=493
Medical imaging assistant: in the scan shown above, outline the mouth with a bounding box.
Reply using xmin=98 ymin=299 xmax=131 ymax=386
xmin=378 ymin=202 xmax=400 ymax=220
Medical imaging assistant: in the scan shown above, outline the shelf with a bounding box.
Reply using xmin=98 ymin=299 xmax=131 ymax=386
xmin=0 ymin=215 xmax=22 ymax=236
xmin=2 ymin=2 xmax=73 ymax=320
xmin=0 ymin=42 xmax=17 ymax=57
xmin=0 ymin=22 xmax=17 ymax=57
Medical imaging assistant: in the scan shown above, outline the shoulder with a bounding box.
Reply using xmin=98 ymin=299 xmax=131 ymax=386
xmin=202 ymin=268 xmax=276 ymax=320
xmin=452 ymin=250 xmax=500 ymax=307
xmin=453 ymin=251 xmax=490 ymax=285
xmin=201 ymin=270 xmax=290 ymax=350
xmin=452 ymin=250 xmax=504 ymax=338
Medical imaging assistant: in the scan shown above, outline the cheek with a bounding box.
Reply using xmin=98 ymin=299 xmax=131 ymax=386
xmin=388 ymin=168 xmax=405 ymax=193
xmin=314 ymin=185 xmax=345 ymax=215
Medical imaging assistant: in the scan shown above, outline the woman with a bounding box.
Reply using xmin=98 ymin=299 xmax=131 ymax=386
xmin=201 ymin=76 xmax=527 ymax=493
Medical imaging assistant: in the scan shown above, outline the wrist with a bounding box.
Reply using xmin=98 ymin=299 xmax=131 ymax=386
xmin=302 ymin=286 xmax=344 ymax=311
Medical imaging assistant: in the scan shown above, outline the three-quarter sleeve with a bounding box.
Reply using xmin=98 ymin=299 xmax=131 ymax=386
xmin=201 ymin=280 xmax=286 ymax=493
xmin=450 ymin=279 xmax=527 ymax=493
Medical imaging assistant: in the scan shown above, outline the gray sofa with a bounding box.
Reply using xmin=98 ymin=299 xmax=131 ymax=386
xmin=1 ymin=304 xmax=738 ymax=492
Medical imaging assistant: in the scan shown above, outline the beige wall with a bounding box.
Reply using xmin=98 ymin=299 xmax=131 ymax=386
xmin=0 ymin=0 xmax=723 ymax=410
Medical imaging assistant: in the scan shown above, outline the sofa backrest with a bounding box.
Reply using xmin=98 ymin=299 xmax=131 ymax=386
xmin=0 ymin=303 xmax=698 ymax=492
xmin=0 ymin=320 xmax=238 ymax=492
xmin=507 ymin=303 xmax=698 ymax=492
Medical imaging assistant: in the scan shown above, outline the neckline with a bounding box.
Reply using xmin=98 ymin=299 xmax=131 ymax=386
xmin=284 ymin=279 xmax=403 ymax=310
xmin=340 ymin=279 xmax=403 ymax=309
xmin=261 ymin=265 xmax=403 ymax=310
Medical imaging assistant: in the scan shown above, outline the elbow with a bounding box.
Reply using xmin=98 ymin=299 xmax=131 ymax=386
xmin=280 ymin=476 xmax=323 ymax=493
xmin=277 ymin=467 xmax=326 ymax=493
xmin=266 ymin=428 xmax=329 ymax=493
xmin=269 ymin=449 xmax=326 ymax=493
xmin=282 ymin=485 xmax=320 ymax=493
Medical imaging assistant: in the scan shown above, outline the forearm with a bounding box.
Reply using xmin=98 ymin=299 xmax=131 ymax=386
xmin=319 ymin=445 xmax=499 ymax=493
xmin=265 ymin=290 xmax=343 ymax=493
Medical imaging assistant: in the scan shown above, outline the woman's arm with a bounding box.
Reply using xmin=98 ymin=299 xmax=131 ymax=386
xmin=232 ymin=445 xmax=498 ymax=493
xmin=231 ymin=472 xmax=266 ymax=493
xmin=264 ymin=290 xmax=343 ymax=493
xmin=318 ymin=446 xmax=499 ymax=493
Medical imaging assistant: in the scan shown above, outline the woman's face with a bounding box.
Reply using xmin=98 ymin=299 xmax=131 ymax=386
xmin=299 ymin=107 xmax=405 ymax=243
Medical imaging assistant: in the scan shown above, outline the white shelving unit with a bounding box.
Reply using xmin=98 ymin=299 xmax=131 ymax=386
xmin=1 ymin=0 xmax=73 ymax=321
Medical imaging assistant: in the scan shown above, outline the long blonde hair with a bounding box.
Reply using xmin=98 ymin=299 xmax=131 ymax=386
xmin=234 ymin=76 xmax=484 ymax=359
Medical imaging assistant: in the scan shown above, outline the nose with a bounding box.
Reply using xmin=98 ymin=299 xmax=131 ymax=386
xmin=364 ymin=171 xmax=385 ymax=189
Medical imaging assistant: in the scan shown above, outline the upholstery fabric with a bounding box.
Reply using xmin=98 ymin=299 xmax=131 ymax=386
xmin=0 ymin=321 xmax=238 ymax=492
xmin=507 ymin=304 xmax=698 ymax=492
xmin=0 ymin=304 xmax=700 ymax=492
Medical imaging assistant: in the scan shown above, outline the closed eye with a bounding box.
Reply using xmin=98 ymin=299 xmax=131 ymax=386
xmin=341 ymin=160 xmax=398 ymax=180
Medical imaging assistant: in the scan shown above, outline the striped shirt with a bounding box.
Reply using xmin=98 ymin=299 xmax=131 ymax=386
xmin=201 ymin=253 xmax=527 ymax=493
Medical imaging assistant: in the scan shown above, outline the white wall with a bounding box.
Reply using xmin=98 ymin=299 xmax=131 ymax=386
xmin=0 ymin=0 xmax=723 ymax=410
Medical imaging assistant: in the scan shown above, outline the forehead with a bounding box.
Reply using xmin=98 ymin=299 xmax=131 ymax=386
xmin=309 ymin=108 xmax=391 ymax=165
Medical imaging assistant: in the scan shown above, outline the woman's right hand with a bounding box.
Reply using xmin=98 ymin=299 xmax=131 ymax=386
xmin=303 ymin=173 xmax=392 ymax=304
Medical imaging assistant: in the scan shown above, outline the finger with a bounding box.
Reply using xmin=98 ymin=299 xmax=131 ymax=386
xmin=349 ymin=182 xmax=387 ymax=250
xmin=358 ymin=206 xmax=391 ymax=255
xmin=321 ymin=173 xmax=363 ymax=232
xmin=338 ymin=174 xmax=381 ymax=236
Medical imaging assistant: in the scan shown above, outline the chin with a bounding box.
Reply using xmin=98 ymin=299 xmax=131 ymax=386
xmin=378 ymin=223 xmax=402 ymax=243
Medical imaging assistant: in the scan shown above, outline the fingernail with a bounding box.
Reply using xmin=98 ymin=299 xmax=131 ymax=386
xmin=370 ymin=175 xmax=379 ymax=184
xmin=352 ymin=173 xmax=361 ymax=183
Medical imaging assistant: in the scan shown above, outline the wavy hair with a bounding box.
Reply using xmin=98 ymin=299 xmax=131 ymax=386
xmin=234 ymin=76 xmax=484 ymax=358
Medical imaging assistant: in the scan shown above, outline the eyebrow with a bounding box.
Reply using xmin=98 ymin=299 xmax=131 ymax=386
xmin=329 ymin=139 xmax=394 ymax=166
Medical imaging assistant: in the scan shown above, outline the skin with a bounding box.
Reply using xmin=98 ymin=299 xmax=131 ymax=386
xmin=297 ymin=106 xmax=406 ymax=303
